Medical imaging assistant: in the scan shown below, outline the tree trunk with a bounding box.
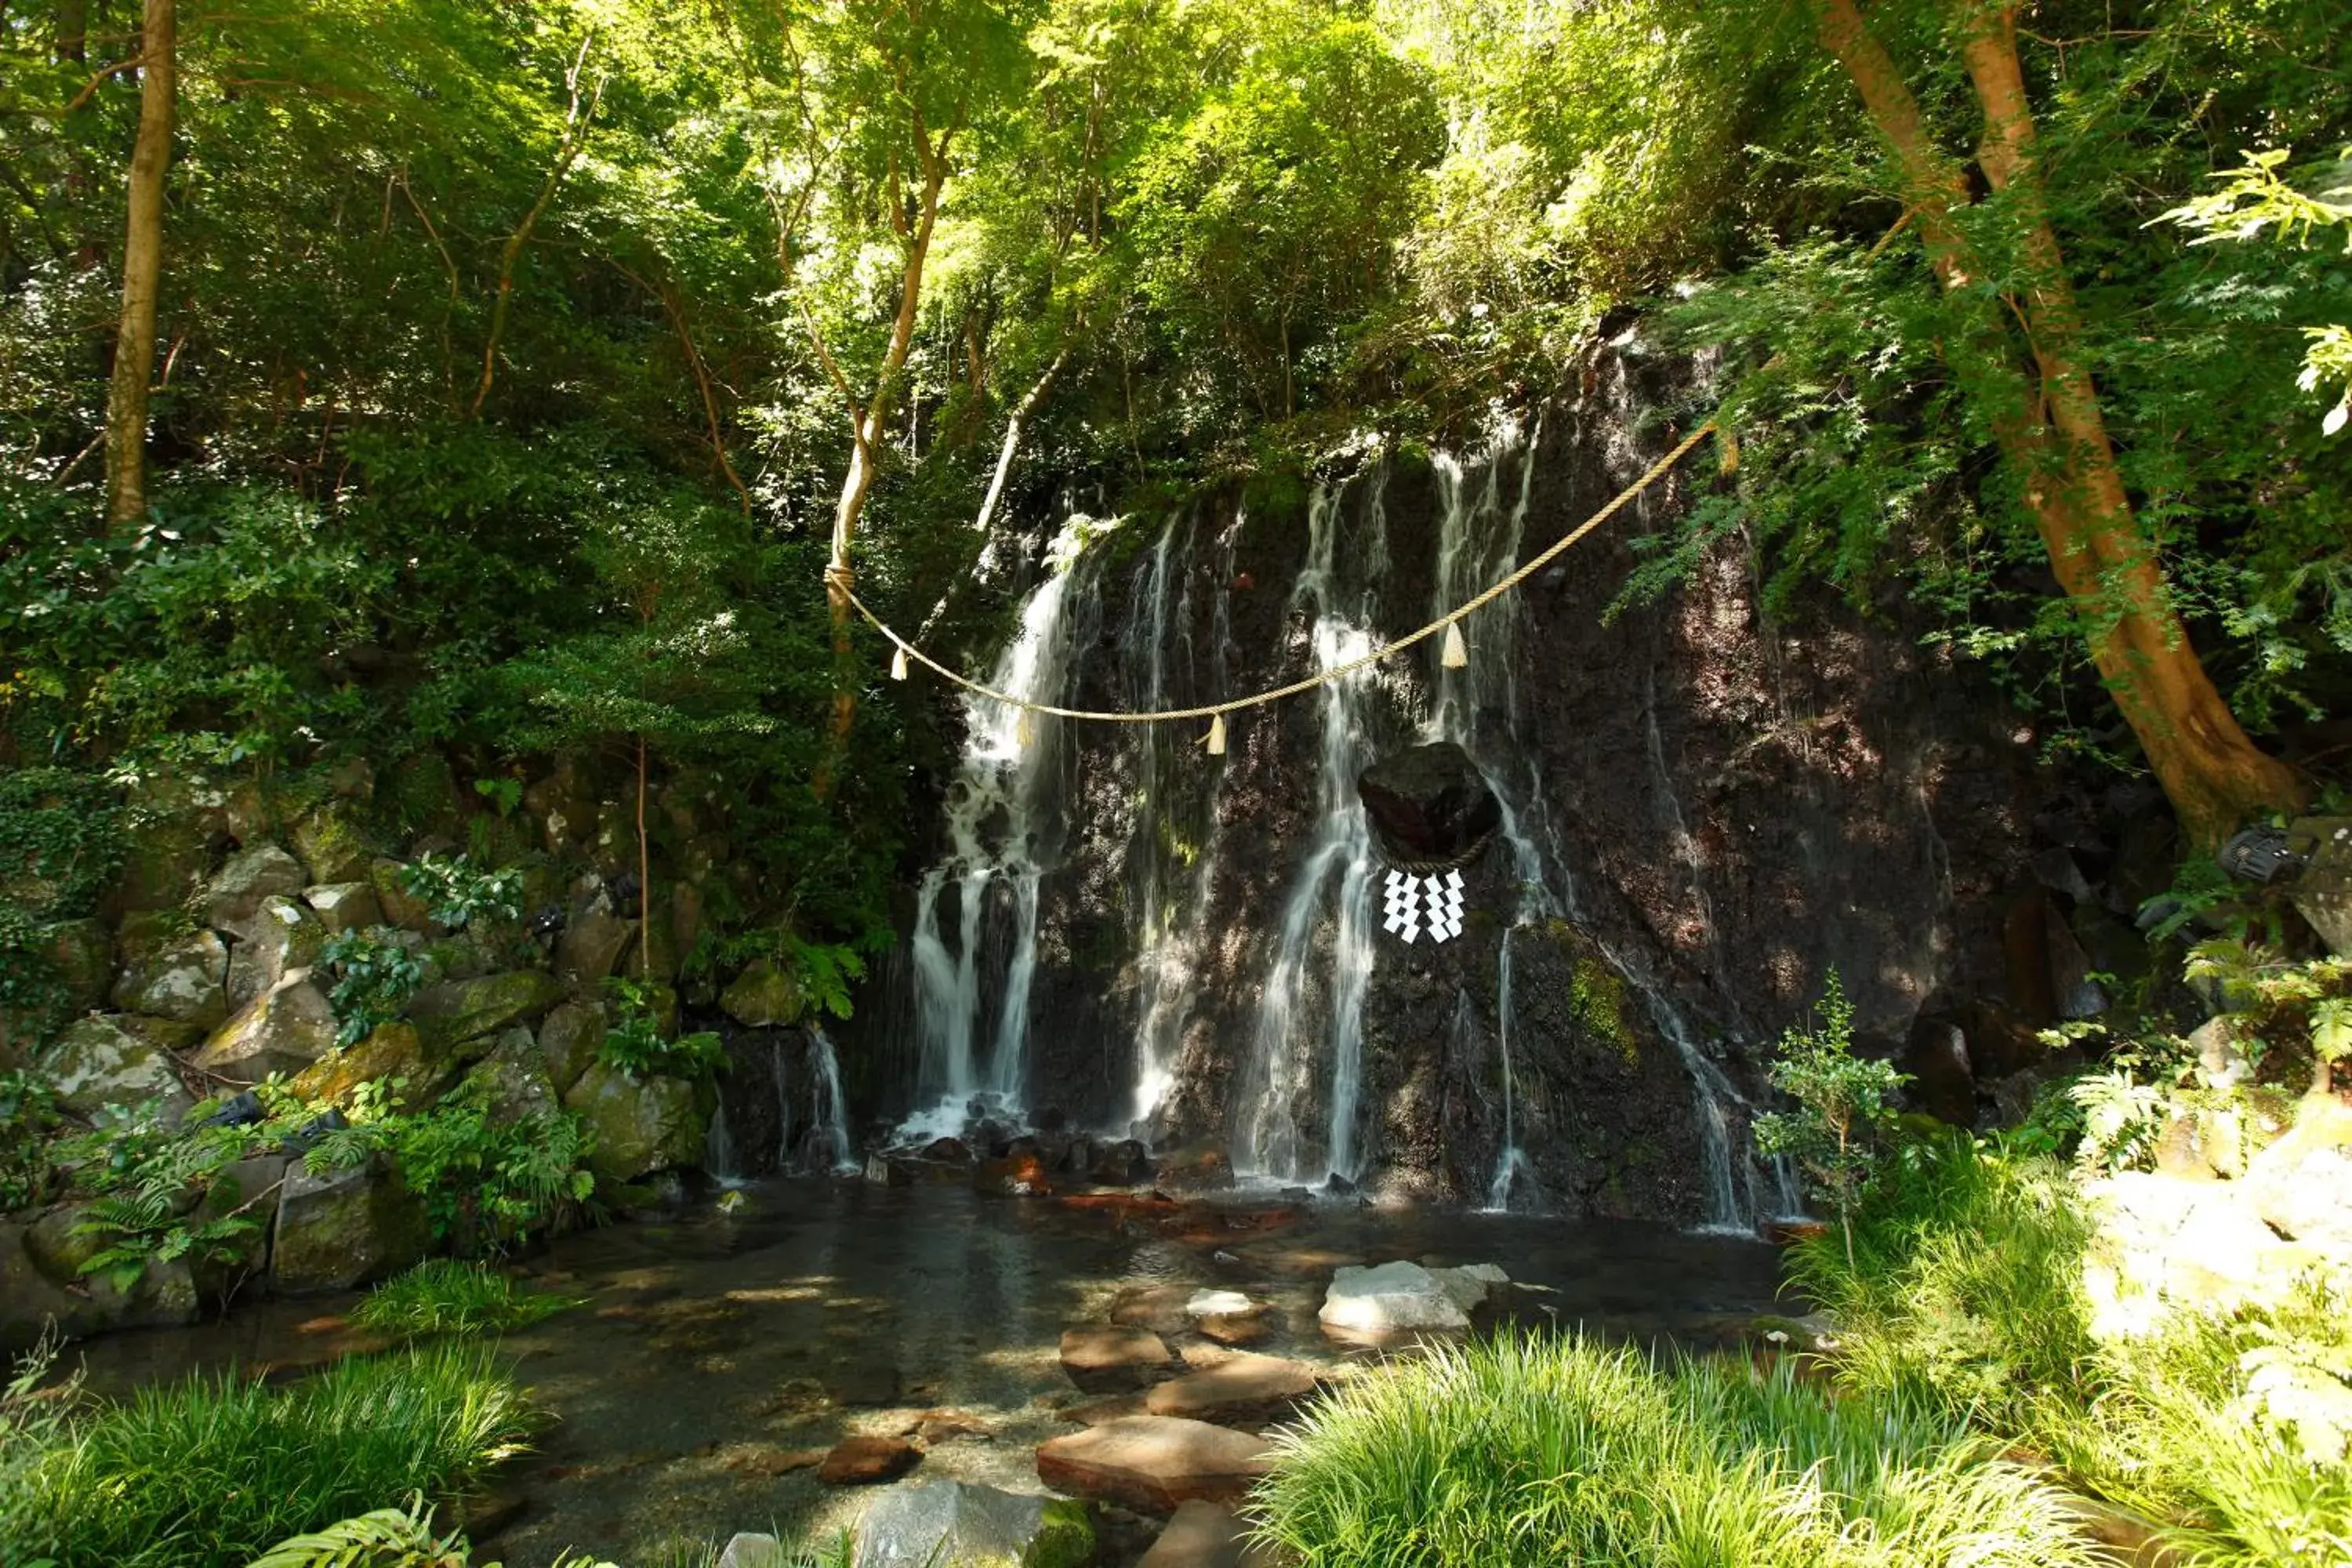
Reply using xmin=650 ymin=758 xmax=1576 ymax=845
xmin=104 ymin=0 xmax=175 ymax=530
xmin=1810 ymin=0 xmax=2305 ymax=848
xmin=972 ymin=344 xmax=1071 ymax=535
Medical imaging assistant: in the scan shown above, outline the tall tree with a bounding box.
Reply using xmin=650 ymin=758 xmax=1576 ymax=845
xmin=1809 ymin=0 xmax=2307 ymax=847
xmin=103 ymin=0 xmax=175 ymax=528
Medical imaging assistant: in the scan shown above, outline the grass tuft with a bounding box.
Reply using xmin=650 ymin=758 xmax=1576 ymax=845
xmin=1250 ymin=1329 xmax=2103 ymax=1568
xmin=2 ymin=1342 xmax=536 ymax=1568
xmin=352 ymin=1258 xmax=582 ymax=1340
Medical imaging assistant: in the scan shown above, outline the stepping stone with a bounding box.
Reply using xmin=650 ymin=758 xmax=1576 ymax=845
xmin=1138 ymin=1500 xmax=1277 ymax=1568
xmin=1112 ymin=1283 xmax=1195 ymax=1336
xmin=1145 ymin=1352 xmax=1321 ymax=1431
xmin=1319 ymin=1260 xmax=1502 ymax=1336
xmin=1034 ymin=1414 xmax=1272 ymax=1515
xmin=1061 ymin=1324 xmax=1176 ymax=1392
xmin=818 ymin=1435 xmax=921 ymax=1485
xmin=1056 ymin=1392 xmax=1149 ymax=1426
xmin=1185 ymin=1290 xmax=1258 ymax=1318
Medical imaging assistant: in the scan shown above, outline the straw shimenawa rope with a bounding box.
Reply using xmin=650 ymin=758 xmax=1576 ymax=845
xmin=840 ymin=421 xmax=1721 ymax=725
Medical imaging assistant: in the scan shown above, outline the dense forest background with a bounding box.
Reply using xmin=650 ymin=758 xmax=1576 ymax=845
xmin=3 ymin=0 xmax=2349 ymax=1016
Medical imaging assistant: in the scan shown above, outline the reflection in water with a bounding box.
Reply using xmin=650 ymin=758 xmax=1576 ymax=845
xmin=65 ymin=1183 xmax=1781 ymax=1566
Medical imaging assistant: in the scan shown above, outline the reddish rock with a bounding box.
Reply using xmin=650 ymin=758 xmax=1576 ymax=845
xmin=817 ymin=1435 xmax=920 ymax=1485
xmin=1061 ymin=1324 xmax=1176 ymax=1392
xmin=1056 ymin=1392 xmax=1149 ymax=1427
xmin=1138 ymin=1500 xmax=1279 ymax=1568
xmin=717 ymin=1443 xmax=828 ymax=1476
xmin=1145 ymin=1352 xmax=1321 ymax=1431
xmin=1110 ymin=1283 xmax=1195 ymax=1336
xmin=1194 ymin=1313 xmax=1272 ymax=1348
xmin=1035 ymin=1415 xmax=1273 ymax=1515
xmin=974 ymin=1154 xmax=1052 ymax=1197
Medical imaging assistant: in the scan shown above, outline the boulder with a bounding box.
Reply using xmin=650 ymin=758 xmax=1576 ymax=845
xmin=715 ymin=1537 xmax=787 ymax=1568
xmin=1112 ymin=1284 xmax=1196 ymax=1337
xmin=556 ymin=901 xmax=637 ymax=989
xmin=291 ymin=1022 xmax=481 ymax=1111
xmin=851 ymin=1479 xmax=1094 ymax=1568
xmin=2084 ymin=1171 xmax=2326 ymax=1337
xmin=563 ymin=1062 xmax=706 ymax=1181
xmin=110 ymin=925 xmax=230 ymax=1028
xmin=2242 ymin=1093 xmax=2352 ymax=1250
xmin=1319 ymin=1261 xmax=1474 ymax=1335
xmin=1060 ymin=1324 xmax=1177 ymax=1392
xmin=2288 ymin=816 xmax=2352 ymax=956
xmin=5 ymin=1215 xmax=198 ymax=1345
xmin=408 ymin=971 xmax=565 ymax=1054
xmin=227 ymin=895 xmax=326 ymax=1010
xmin=194 ymin=971 xmax=337 ymax=1081
xmin=370 ymin=858 xmax=439 ymax=935
xmin=45 ymin=918 xmax=111 ymax=1014
xmin=1144 ymin=1352 xmax=1320 ymax=1430
xmin=292 ymin=802 xmax=375 ymax=885
xmin=205 ymin=844 xmax=307 ymax=940
xmin=191 ymin=1154 xmax=287 ymax=1290
xmin=721 ymin=958 xmax=803 ymax=1029
xmin=1185 ymin=1290 xmax=1258 ymax=1320
xmin=271 ymin=1153 xmax=430 ymax=1293
xmin=536 ymin=1000 xmax=605 ymax=1094
xmin=1033 ymin=1416 xmax=1274 ymax=1515
xmin=1138 ymin=1501 xmax=1275 ymax=1568
xmin=303 ymin=881 xmax=383 ymax=935
xmin=463 ymin=1028 xmax=562 ymax=1123
xmin=817 ymin=1435 xmax=921 ymax=1486
xmin=40 ymin=1015 xmax=194 ymax=1121
xmin=1356 ymin=741 xmax=1501 ymax=863
xmin=111 ymin=816 xmax=216 ymax=913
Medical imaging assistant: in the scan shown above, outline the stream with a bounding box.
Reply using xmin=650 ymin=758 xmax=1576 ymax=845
xmin=64 ymin=1180 xmax=1784 ymax=1566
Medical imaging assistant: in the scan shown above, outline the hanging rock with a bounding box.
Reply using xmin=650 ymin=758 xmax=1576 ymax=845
xmin=1033 ymin=1415 xmax=1274 ymax=1515
xmin=721 ymin=957 xmax=804 ymax=1028
xmin=205 ymin=844 xmax=308 ymax=940
xmin=110 ymin=923 xmax=230 ymax=1028
xmin=563 ymin=1062 xmax=706 ymax=1181
xmin=194 ymin=971 xmax=337 ymax=1081
xmin=1059 ymin=1324 xmax=1177 ymax=1392
xmin=1356 ymin=741 xmax=1500 ymax=864
xmin=536 ymin=1000 xmax=605 ymax=1095
xmin=40 ymin=1015 xmax=194 ymax=1122
xmin=303 ymin=881 xmax=383 ymax=935
xmin=227 ymin=895 xmax=326 ymax=1010
xmin=270 ymin=1152 xmax=430 ymax=1293
xmin=1144 ymin=1352 xmax=1321 ymax=1430
xmin=849 ymin=1479 xmax=1094 ymax=1568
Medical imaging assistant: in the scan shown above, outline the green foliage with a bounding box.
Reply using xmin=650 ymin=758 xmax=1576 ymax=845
xmin=599 ymin=976 xmax=726 ymax=1082
xmin=397 ymin=855 xmax=523 ymax=933
xmin=69 ymin=1187 xmax=260 ymax=1295
xmin=0 ymin=1071 xmax=57 ymax=1212
xmin=1253 ymin=1329 xmax=2102 ymax=1568
xmin=327 ymin=1084 xmax=598 ymax=1257
xmin=319 ymin=927 xmax=425 ymax=1050
xmin=0 ymin=768 xmax=124 ymax=919
xmin=49 ymin=1102 xmax=281 ymax=1292
xmin=1754 ymin=971 xmax=1909 ymax=1264
xmin=1 ymin=1346 xmax=535 ymax=1568
xmin=351 ymin=1260 xmax=580 ymax=1341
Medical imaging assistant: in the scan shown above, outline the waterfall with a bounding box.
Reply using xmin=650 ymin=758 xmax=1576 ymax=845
xmin=704 ymin=1099 xmax=742 ymax=1185
xmin=806 ymin=1025 xmax=858 ymax=1174
xmin=902 ymin=517 xmax=1100 ymax=1134
xmin=772 ymin=1035 xmax=793 ymax=1172
xmin=1236 ymin=479 xmax=1385 ymax=1183
xmin=1485 ymin=929 xmax=1534 ymax=1210
xmin=1125 ymin=510 xmax=1238 ymax=1134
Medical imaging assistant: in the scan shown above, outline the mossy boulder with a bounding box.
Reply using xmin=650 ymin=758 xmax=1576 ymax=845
xmin=463 ymin=1028 xmax=562 ymax=1123
xmin=564 ymin=1062 xmax=707 ymax=1181
xmin=408 ymin=970 xmax=565 ymax=1054
xmin=194 ymin=971 xmax=337 ymax=1080
xmin=47 ymin=918 xmax=112 ymax=1013
xmin=111 ymin=816 xmax=216 ymax=913
xmin=205 ymin=844 xmax=307 ymax=939
xmin=271 ymin=1152 xmax=430 ymax=1293
xmin=303 ymin=880 xmax=383 ymax=933
xmin=536 ymin=1000 xmax=605 ymax=1095
xmin=369 ymin=857 xmax=440 ymax=935
xmin=227 ymin=895 xmax=326 ymax=1009
xmin=291 ymin=801 xmax=375 ymax=885
xmin=722 ymin=958 xmax=803 ymax=1028
xmin=40 ymin=1014 xmax=194 ymax=1121
xmin=291 ymin=1021 xmax=488 ymax=1111
xmin=109 ymin=924 xmax=228 ymax=1027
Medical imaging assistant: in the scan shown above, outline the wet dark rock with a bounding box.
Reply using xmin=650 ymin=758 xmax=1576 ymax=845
xmin=1356 ymin=741 xmax=1501 ymax=863
xmin=1901 ymin=1017 xmax=1976 ymax=1127
xmin=920 ymin=1137 xmax=973 ymax=1164
xmin=1089 ymin=1138 xmax=1152 ymax=1185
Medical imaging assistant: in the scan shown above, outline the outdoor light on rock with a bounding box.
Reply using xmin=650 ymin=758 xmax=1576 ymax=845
xmin=1359 ymin=741 xmax=1499 ymax=948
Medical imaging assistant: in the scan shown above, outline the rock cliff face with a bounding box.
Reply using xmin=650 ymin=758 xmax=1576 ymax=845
xmin=844 ymin=338 xmax=2050 ymax=1223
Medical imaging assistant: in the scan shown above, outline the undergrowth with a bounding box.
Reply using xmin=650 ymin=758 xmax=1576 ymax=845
xmin=1250 ymin=1330 xmax=2102 ymax=1568
xmin=0 ymin=1342 xmax=535 ymax=1568
xmin=351 ymin=1260 xmax=581 ymax=1341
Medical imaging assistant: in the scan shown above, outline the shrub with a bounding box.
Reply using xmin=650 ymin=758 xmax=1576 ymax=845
xmin=353 ymin=1259 xmax=580 ymax=1340
xmin=0 ymin=1070 xmax=57 ymax=1212
xmin=319 ymin=927 xmax=425 ymax=1049
xmin=2 ymin=1345 xmax=535 ymax=1568
xmin=598 ymin=976 xmax=726 ymax=1082
xmin=397 ymin=854 xmax=523 ymax=932
xmin=1251 ymin=1330 xmax=2102 ymax=1568
xmin=1753 ymin=969 xmax=1909 ymax=1269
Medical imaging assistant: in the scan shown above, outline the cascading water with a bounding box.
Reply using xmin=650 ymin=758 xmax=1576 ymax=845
xmin=804 ymin=1025 xmax=858 ymax=1174
xmin=1484 ymin=929 xmax=1534 ymax=1211
xmin=1235 ymin=478 xmax=1385 ymax=1183
xmin=902 ymin=517 xmax=1102 ymax=1134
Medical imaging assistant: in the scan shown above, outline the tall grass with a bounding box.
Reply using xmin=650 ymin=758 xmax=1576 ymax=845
xmin=352 ymin=1258 xmax=581 ymax=1339
xmin=1785 ymin=1131 xmax=2352 ymax=1568
xmin=3 ymin=1344 xmax=536 ymax=1568
xmin=1250 ymin=1330 xmax=2104 ymax=1568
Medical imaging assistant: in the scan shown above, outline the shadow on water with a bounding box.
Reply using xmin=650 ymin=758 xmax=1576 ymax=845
xmin=63 ymin=1181 xmax=1786 ymax=1566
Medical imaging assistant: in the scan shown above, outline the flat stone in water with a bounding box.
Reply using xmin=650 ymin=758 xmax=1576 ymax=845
xmin=1145 ymin=1352 xmax=1320 ymax=1431
xmin=1033 ymin=1415 xmax=1272 ymax=1515
xmin=1059 ymin=1324 xmax=1174 ymax=1392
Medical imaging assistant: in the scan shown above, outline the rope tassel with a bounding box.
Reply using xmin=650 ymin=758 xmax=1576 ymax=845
xmin=1203 ymin=713 xmax=1226 ymax=755
xmin=1441 ymin=622 xmax=1469 ymax=670
xmin=891 ymin=644 xmax=909 ymax=681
